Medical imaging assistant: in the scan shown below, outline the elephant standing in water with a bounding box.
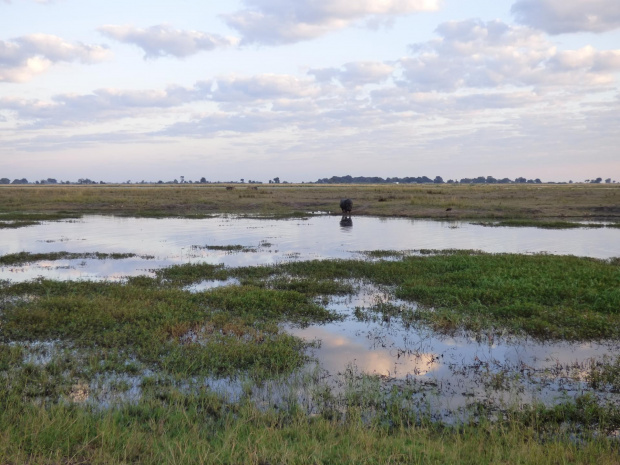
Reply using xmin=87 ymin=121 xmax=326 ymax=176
xmin=340 ymin=198 xmax=353 ymax=216
xmin=339 ymin=198 xmax=353 ymax=227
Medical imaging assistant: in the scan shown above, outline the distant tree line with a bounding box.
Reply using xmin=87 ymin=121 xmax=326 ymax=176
xmin=0 ymin=176 xmax=616 ymax=185
xmin=315 ymin=175 xmax=616 ymax=185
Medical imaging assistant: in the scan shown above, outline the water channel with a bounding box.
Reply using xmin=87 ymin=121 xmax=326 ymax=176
xmin=2 ymin=214 xmax=619 ymax=417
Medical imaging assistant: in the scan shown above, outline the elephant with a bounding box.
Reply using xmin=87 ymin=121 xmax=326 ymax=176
xmin=340 ymin=198 xmax=353 ymax=217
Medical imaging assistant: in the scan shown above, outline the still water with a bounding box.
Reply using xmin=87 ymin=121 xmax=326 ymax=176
xmin=1 ymin=214 xmax=618 ymax=282
xmin=2 ymin=215 xmax=619 ymax=415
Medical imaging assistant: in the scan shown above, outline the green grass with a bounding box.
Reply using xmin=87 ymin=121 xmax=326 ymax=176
xmin=1 ymin=385 xmax=619 ymax=464
xmin=270 ymin=252 xmax=620 ymax=340
xmin=123 ymin=251 xmax=620 ymax=340
xmin=0 ymin=251 xmax=149 ymax=266
xmin=0 ymin=212 xmax=81 ymax=229
xmin=586 ymin=355 xmax=620 ymax=391
xmin=2 ymin=250 xmax=620 ymax=463
xmin=0 ymin=279 xmax=336 ymax=378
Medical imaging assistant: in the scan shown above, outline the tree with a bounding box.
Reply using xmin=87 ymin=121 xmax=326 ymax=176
xmin=433 ymin=176 xmax=444 ymax=184
xmin=515 ymin=177 xmax=527 ymax=183
xmin=240 ymin=178 xmax=244 ymax=183
xmin=273 ymin=177 xmax=280 ymax=184
xmin=605 ymin=178 xmax=612 ymax=184
xmin=0 ymin=178 xmax=10 ymax=184
xmin=535 ymin=178 xmax=542 ymax=184
xmin=591 ymin=177 xmax=602 ymax=184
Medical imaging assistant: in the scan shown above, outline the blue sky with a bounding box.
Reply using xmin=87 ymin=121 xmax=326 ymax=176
xmin=1 ymin=0 xmax=619 ymax=183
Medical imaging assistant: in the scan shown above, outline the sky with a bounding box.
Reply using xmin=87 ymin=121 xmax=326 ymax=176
xmin=1 ymin=0 xmax=619 ymax=183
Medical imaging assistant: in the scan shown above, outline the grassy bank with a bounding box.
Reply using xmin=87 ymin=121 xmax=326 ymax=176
xmin=1 ymin=396 xmax=619 ymax=464
xmin=1 ymin=183 xmax=620 ymax=221
xmin=2 ymin=251 xmax=620 ymax=463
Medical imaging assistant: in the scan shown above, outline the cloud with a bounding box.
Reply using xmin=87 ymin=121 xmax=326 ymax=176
xmin=204 ymin=74 xmax=321 ymax=103
xmin=0 ymin=74 xmax=317 ymax=127
xmin=0 ymin=34 xmax=110 ymax=82
xmin=399 ymin=19 xmax=620 ymax=92
xmin=0 ymin=86 xmax=202 ymax=127
xmin=98 ymin=24 xmax=239 ymax=58
xmin=309 ymin=61 xmax=395 ymax=86
xmin=511 ymin=0 xmax=620 ymax=34
xmin=222 ymin=0 xmax=440 ymax=45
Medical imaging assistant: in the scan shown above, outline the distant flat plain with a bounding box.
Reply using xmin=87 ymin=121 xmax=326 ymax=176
xmin=1 ymin=183 xmax=619 ymax=220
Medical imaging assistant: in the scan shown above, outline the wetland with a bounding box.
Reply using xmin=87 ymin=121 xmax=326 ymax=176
xmin=1 ymin=184 xmax=620 ymax=464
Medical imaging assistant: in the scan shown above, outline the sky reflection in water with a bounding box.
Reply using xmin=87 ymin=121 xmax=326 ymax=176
xmin=2 ymin=215 xmax=619 ymax=412
xmin=1 ymin=215 xmax=619 ymax=283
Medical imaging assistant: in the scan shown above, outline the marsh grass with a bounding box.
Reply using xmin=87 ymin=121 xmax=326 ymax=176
xmin=2 ymin=250 xmax=620 ymax=463
xmin=193 ymin=244 xmax=256 ymax=252
xmin=473 ymin=219 xmax=620 ymax=229
xmin=149 ymin=251 xmax=620 ymax=340
xmin=0 ymin=251 xmax=149 ymax=266
xmin=0 ymin=212 xmax=81 ymax=229
xmin=270 ymin=252 xmax=620 ymax=340
xmin=1 ymin=385 xmax=619 ymax=464
xmin=587 ymin=356 xmax=620 ymax=392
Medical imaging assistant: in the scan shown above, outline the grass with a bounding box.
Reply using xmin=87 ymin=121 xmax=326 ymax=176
xmin=217 ymin=251 xmax=620 ymax=340
xmin=0 ymin=212 xmax=81 ymax=229
xmin=0 ymin=279 xmax=337 ymax=378
xmin=1 ymin=183 xmax=620 ymax=221
xmin=7 ymin=250 xmax=617 ymax=340
xmin=2 ymin=250 xmax=620 ymax=463
xmin=473 ymin=219 xmax=620 ymax=229
xmin=1 ymin=396 xmax=620 ymax=464
xmin=0 ymin=251 xmax=149 ymax=266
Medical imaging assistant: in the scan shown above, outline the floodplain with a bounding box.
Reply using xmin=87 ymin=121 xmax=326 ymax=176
xmin=1 ymin=184 xmax=620 ymax=464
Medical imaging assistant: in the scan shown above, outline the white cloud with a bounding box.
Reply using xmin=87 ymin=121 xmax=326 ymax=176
xmin=0 ymin=34 xmax=110 ymax=82
xmin=98 ymin=24 xmax=239 ymax=58
xmin=309 ymin=61 xmax=395 ymax=86
xmin=511 ymin=0 xmax=620 ymax=34
xmin=223 ymin=0 xmax=440 ymax=45
xmin=400 ymin=19 xmax=620 ymax=92
xmin=205 ymin=74 xmax=321 ymax=103
xmin=0 ymin=74 xmax=318 ymax=127
xmin=0 ymin=86 xmax=202 ymax=127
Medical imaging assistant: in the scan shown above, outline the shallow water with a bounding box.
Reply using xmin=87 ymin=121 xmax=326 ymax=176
xmin=1 ymin=214 xmax=618 ymax=282
xmin=284 ymin=286 xmax=619 ymax=417
xmin=2 ymin=215 xmax=619 ymax=416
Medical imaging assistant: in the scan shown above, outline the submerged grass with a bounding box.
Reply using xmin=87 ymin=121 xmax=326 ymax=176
xmin=0 ymin=212 xmax=81 ymax=229
xmin=0 ymin=251 xmax=149 ymax=266
xmin=473 ymin=219 xmax=620 ymax=229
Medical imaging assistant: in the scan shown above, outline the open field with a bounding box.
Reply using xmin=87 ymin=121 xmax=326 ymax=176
xmin=1 ymin=183 xmax=620 ymax=221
